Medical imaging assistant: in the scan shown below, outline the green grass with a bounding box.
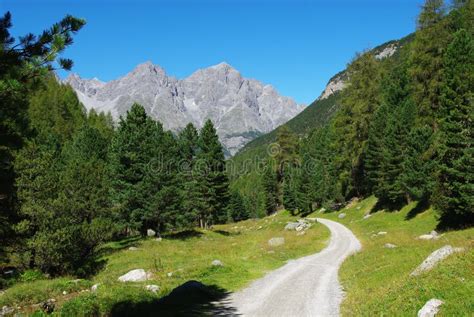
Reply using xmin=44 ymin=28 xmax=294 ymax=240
xmin=315 ymin=196 xmax=474 ymax=316
xmin=0 ymin=211 xmax=330 ymax=315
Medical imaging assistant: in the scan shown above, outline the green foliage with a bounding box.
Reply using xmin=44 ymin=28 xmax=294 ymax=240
xmin=229 ymin=190 xmax=249 ymax=222
xmin=433 ymin=28 xmax=474 ymax=226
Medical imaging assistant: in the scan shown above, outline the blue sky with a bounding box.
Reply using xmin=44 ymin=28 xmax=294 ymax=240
xmin=3 ymin=0 xmax=423 ymax=104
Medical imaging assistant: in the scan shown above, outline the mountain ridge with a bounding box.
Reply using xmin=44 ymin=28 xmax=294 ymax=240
xmin=65 ymin=62 xmax=305 ymax=156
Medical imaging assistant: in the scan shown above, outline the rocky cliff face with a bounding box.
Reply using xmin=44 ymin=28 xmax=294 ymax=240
xmin=65 ymin=62 xmax=304 ymax=156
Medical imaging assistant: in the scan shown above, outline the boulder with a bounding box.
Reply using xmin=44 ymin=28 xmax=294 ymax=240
xmin=284 ymin=222 xmax=299 ymax=231
xmin=91 ymin=284 xmax=100 ymax=292
xmin=338 ymin=213 xmax=346 ymax=219
xmin=384 ymin=243 xmax=397 ymax=249
xmin=145 ymin=284 xmax=160 ymax=294
xmin=268 ymin=237 xmax=285 ymax=247
xmin=211 ymin=260 xmax=223 ymax=267
xmin=417 ymin=299 xmax=444 ymax=317
xmin=118 ymin=269 xmax=152 ymax=282
xmin=411 ymin=245 xmax=462 ymax=276
xmin=147 ymin=229 xmax=156 ymax=237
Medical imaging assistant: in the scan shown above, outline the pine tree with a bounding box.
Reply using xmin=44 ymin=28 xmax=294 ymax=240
xmin=177 ymin=123 xmax=200 ymax=228
xmin=195 ymin=119 xmax=230 ymax=227
xmin=109 ymin=103 xmax=173 ymax=234
xmin=262 ymin=162 xmax=278 ymax=214
xmin=229 ymin=190 xmax=249 ymax=222
xmin=433 ymin=29 xmax=474 ymax=225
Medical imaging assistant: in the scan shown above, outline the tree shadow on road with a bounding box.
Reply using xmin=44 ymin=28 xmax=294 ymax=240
xmin=110 ymin=280 xmax=239 ymax=317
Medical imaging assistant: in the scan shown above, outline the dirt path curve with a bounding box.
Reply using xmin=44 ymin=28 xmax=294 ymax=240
xmin=228 ymin=218 xmax=361 ymax=317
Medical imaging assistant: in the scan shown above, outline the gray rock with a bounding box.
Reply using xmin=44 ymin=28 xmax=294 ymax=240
xmin=268 ymin=237 xmax=285 ymax=247
xmin=417 ymin=298 xmax=444 ymax=317
xmin=284 ymin=222 xmax=299 ymax=231
xmin=91 ymin=284 xmax=100 ymax=292
xmin=147 ymin=229 xmax=156 ymax=237
xmin=377 ymin=231 xmax=387 ymax=235
xmin=1 ymin=306 xmax=14 ymax=316
xmin=212 ymin=260 xmax=223 ymax=266
xmin=145 ymin=284 xmax=160 ymax=294
xmin=338 ymin=213 xmax=346 ymax=219
xmin=363 ymin=214 xmax=371 ymax=220
xmin=118 ymin=269 xmax=152 ymax=282
xmin=155 ymin=237 xmax=162 ymax=242
xmin=65 ymin=62 xmax=304 ymax=156
xmin=128 ymin=246 xmax=139 ymax=251
xmin=411 ymin=245 xmax=463 ymax=276
xmin=167 ymin=272 xmax=173 ymax=277
xmin=384 ymin=243 xmax=397 ymax=249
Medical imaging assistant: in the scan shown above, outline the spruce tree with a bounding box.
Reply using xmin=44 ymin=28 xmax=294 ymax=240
xmin=262 ymin=162 xmax=278 ymax=214
xmin=229 ymin=190 xmax=249 ymax=222
xmin=433 ymin=29 xmax=474 ymax=225
xmin=195 ymin=119 xmax=230 ymax=227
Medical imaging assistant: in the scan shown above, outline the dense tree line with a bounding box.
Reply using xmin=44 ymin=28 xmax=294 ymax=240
xmin=279 ymin=0 xmax=473 ymax=227
xmin=0 ymin=13 xmax=234 ymax=277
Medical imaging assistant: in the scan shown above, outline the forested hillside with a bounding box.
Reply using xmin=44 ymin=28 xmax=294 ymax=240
xmin=0 ymin=12 xmax=240 ymax=280
xmin=230 ymin=0 xmax=473 ymax=228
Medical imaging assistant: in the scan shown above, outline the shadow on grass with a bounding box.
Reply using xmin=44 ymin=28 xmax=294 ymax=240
xmin=436 ymin=213 xmax=474 ymax=232
xmin=163 ymin=230 xmax=203 ymax=240
xmin=110 ymin=280 xmax=239 ymax=317
xmin=213 ymin=230 xmax=240 ymax=237
xmin=98 ymin=236 xmax=142 ymax=257
xmin=369 ymin=198 xmax=405 ymax=214
xmin=405 ymin=199 xmax=430 ymax=220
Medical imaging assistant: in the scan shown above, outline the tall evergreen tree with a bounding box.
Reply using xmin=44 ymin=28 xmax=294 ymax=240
xmin=433 ymin=29 xmax=474 ymax=225
xmin=195 ymin=119 xmax=230 ymax=227
xmin=262 ymin=162 xmax=278 ymax=214
xmin=229 ymin=190 xmax=249 ymax=222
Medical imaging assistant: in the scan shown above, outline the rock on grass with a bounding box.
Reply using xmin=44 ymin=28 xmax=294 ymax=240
xmin=411 ymin=245 xmax=464 ymax=276
xmin=417 ymin=299 xmax=444 ymax=317
xmin=118 ymin=269 xmax=152 ymax=282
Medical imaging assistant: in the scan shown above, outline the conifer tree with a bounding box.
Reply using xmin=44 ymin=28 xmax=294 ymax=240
xmin=229 ymin=190 xmax=249 ymax=222
xmin=195 ymin=119 xmax=230 ymax=227
xmin=262 ymin=162 xmax=278 ymax=214
xmin=433 ymin=29 xmax=474 ymax=225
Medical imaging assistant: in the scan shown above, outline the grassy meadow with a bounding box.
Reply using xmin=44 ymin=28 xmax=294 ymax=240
xmin=316 ymin=197 xmax=474 ymax=316
xmin=0 ymin=211 xmax=329 ymax=315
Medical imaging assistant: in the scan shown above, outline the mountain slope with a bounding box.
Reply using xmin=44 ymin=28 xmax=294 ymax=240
xmin=231 ymin=34 xmax=414 ymax=167
xmin=65 ymin=62 xmax=304 ymax=156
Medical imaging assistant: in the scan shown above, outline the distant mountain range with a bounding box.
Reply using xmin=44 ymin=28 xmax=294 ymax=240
xmin=65 ymin=62 xmax=304 ymax=156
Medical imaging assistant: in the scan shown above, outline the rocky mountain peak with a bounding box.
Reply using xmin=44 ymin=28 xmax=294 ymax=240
xmin=65 ymin=62 xmax=304 ymax=156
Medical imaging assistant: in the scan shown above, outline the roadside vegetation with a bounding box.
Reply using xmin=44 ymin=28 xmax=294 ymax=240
xmin=0 ymin=211 xmax=329 ymax=315
xmin=317 ymin=197 xmax=473 ymax=316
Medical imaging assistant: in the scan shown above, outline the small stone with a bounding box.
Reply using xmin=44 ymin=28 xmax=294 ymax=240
xmin=418 ymin=234 xmax=434 ymax=240
xmin=145 ymin=284 xmax=160 ymax=294
xmin=62 ymin=291 xmax=67 ymax=295
xmin=417 ymin=299 xmax=444 ymax=317
xmin=167 ymin=272 xmax=173 ymax=277
xmin=296 ymin=231 xmax=306 ymax=236
xmin=155 ymin=237 xmax=162 ymax=242
xmin=356 ymin=206 xmax=362 ymax=210
xmin=377 ymin=231 xmax=387 ymax=235
xmin=384 ymin=243 xmax=397 ymax=249
xmin=211 ymin=260 xmax=223 ymax=266
xmin=1 ymin=306 xmax=14 ymax=316
xmin=257 ymin=226 xmax=263 ymax=230
xmin=91 ymin=284 xmax=100 ymax=292
xmin=268 ymin=237 xmax=285 ymax=247
xmin=363 ymin=214 xmax=371 ymax=220
xmin=147 ymin=229 xmax=156 ymax=237
xmin=128 ymin=246 xmax=138 ymax=251
xmin=338 ymin=213 xmax=346 ymax=219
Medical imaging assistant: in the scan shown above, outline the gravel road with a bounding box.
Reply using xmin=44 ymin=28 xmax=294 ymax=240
xmin=228 ymin=218 xmax=361 ymax=316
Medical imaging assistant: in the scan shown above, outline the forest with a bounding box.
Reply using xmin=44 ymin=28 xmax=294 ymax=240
xmin=231 ymin=0 xmax=473 ymax=229
xmin=1 ymin=0 xmax=473 ymax=285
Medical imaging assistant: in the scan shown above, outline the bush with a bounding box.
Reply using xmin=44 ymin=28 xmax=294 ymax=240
xmin=20 ymin=269 xmax=45 ymax=282
xmin=60 ymin=294 xmax=100 ymax=317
